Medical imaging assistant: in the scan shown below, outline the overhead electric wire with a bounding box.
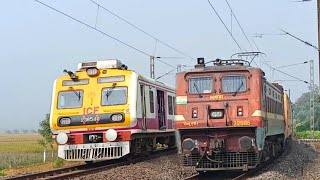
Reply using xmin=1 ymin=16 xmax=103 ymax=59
xmin=89 ymin=0 xmax=195 ymax=61
xmin=277 ymin=61 xmax=308 ymax=68
xmin=224 ymin=0 xmax=253 ymax=50
xmin=252 ymin=38 xmax=260 ymax=51
xmin=156 ymin=67 xmax=177 ymax=80
xmin=264 ymin=62 xmax=309 ymax=84
xmin=207 ymin=0 xmax=244 ymax=52
xmin=34 ymin=0 xmax=149 ymax=56
xmin=33 ymin=0 xmax=179 ymax=69
xmin=281 ymin=29 xmax=319 ymax=51
xmin=155 ymin=58 xmax=176 ymax=68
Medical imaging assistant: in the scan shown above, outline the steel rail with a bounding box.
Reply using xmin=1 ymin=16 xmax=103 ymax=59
xmin=5 ymin=148 xmax=176 ymax=180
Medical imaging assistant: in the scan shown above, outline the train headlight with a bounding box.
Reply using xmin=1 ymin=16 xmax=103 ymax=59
xmin=86 ymin=68 xmax=99 ymax=77
xmin=239 ymin=136 xmax=253 ymax=150
xmin=59 ymin=117 xmax=71 ymax=125
xmin=209 ymin=110 xmax=224 ymax=118
xmin=182 ymin=138 xmax=195 ymax=151
xmin=105 ymin=129 xmax=117 ymax=142
xmin=111 ymin=114 xmax=123 ymax=122
xmin=56 ymin=133 xmax=68 ymax=145
xmin=237 ymin=106 xmax=243 ymax=116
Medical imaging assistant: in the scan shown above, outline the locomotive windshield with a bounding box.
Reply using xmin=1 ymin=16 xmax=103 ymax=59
xmin=57 ymin=90 xmax=83 ymax=109
xmin=102 ymin=87 xmax=127 ymax=106
xmin=189 ymin=77 xmax=213 ymax=94
xmin=222 ymin=75 xmax=247 ymax=93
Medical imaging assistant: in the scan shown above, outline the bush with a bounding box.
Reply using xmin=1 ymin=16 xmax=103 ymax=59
xmin=54 ymin=158 xmax=64 ymax=168
xmin=295 ymin=131 xmax=320 ymax=139
xmin=0 ymin=171 xmax=6 ymax=176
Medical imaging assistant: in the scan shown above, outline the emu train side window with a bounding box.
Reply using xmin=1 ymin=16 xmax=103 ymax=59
xmin=189 ymin=77 xmax=213 ymax=94
xmin=101 ymin=87 xmax=127 ymax=106
xmin=222 ymin=76 xmax=247 ymax=93
xmin=149 ymin=90 xmax=154 ymax=113
xmin=58 ymin=90 xmax=83 ymax=109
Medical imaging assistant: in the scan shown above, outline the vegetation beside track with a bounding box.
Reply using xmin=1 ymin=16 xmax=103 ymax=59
xmin=0 ymin=133 xmax=79 ymax=177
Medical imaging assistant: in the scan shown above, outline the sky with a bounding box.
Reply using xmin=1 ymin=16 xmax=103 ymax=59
xmin=0 ymin=0 xmax=318 ymax=130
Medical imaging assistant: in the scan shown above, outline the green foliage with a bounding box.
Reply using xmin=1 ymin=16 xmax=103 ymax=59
xmin=0 ymin=171 xmax=6 ymax=176
xmin=38 ymin=114 xmax=54 ymax=149
xmin=293 ymin=87 xmax=320 ymax=132
xmin=54 ymin=158 xmax=64 ymax=168
xmin=295 ymin=131 xmax=320 ymax=139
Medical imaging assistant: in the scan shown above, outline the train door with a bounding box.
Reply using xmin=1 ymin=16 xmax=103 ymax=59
xmin=157 ymin=90 xmax=166 ymax=130
xmin=140 ymin=84 xmax=147 ymax=130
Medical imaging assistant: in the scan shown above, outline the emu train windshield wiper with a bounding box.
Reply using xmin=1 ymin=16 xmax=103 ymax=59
xmin=106 ymin=83 xmax=117 ymax=100
xmin=69 ymin=87 xmax=81 ymax=101
xmin=232 ymin=80 xmax=244 ymax=97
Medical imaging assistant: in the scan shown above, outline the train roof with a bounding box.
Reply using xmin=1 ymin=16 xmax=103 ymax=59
xmin=135 ymin=72 xmax=175 ymax=91
xmin=76 ymin=59 xmax=175 ymax=91
xmin=179 ymin=58 xmax=262 ymax=74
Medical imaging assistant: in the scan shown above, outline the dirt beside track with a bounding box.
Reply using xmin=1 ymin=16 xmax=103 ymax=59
xmin=249 ymin=139 xmax=319 ymax=180
xmin=74 ymin=154 xmax=197 ymax=180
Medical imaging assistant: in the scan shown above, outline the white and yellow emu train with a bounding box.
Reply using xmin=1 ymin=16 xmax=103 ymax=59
xmin=50 ymin=60 xmax=176 ymax=161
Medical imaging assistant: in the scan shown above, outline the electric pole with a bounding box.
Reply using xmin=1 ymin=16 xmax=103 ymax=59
xmin=318 ymin=0 xmax=320 ymax=84
xmin=177 ymin=64 xmax=182 ymax=72
xmin=150 ymin=56 xmax=155 ymax=79
xmin=310 ymin=60 xmax=315 ymax=140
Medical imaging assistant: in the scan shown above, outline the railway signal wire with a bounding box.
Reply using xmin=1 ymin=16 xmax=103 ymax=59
xmin=33 ymin=0 xmax=183 ymax=70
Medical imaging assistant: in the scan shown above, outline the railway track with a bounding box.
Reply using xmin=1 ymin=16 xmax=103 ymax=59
xmin=183 ymin=140 xmax=293 ymax=180
xmin=5 ymin=148 xmax=176 ymax=180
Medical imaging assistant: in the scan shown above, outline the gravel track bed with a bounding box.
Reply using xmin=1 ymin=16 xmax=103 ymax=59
xmin=74 ymin=154 xmax=197 ymax=180
xmin=250 ymin=139 xmax=319 ymax=180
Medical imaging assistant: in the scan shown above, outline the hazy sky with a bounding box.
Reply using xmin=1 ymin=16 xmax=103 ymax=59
xmin=0 ymin=0 xmax=317 ymax=130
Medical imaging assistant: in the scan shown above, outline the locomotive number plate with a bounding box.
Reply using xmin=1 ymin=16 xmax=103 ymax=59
xmin=210 ymin=95 xmax=224 ymax=100
xmin=183 ymin=121 xmax=199 ymax=127
xmin=233 ymin=121 xmax=251 ymax=126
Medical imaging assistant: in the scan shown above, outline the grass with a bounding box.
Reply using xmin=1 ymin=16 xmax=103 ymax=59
xmin=0 ymin=134 xmax=55 ymax=171
xmin=0 ymin=133 xmax=82 ymax=176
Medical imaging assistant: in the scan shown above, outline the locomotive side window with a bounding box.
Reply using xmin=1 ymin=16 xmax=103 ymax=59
xmin=222 ymin=76 xmax=246 ymax=93
xmin=58 ymin=90 xmax=83 ymax=109
xmin=101 ymin=87 xmax=127 ymax=106
xmin=189 ymin=77 xmax=213 ymax=94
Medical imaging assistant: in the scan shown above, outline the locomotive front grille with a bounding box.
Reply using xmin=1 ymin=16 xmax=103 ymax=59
xmin=58 ymin=141 xmax=130 ymax=161
xmin=182 ymin=152 xmax=258 ymax=171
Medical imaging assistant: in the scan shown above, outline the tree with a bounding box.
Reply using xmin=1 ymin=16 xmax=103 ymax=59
xmin=293 ymin=87 xmax=320 ymax=132
xmin=38 ymin=114 xmax=55 ymax=161
xmin=22 ymin=129 xmax=29 ymax=134
xmin=13 ymin=129 xmax=20 ymax=134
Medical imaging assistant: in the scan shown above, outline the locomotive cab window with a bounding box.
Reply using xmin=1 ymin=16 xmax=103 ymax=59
xmin=222 ymin=75 xmax=247 ymax=93
xmin=189 ymin=77 xmax=213 ymax=94
xmin=58 ymin=90 xmax=83 ymax=109
xmin=101 ymin=87 xmax=127 ymax=106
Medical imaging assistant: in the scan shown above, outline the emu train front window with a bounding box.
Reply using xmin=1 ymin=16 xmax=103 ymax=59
xmin=102 ymin=87 xmax=127 ymax=106
xmin=189 ymin=77 xmax=213 ymax=94
xmin=58 ymin=90 xmax=83 ymax=109
xmin=222 ymin=75 xmax=247 ymax=93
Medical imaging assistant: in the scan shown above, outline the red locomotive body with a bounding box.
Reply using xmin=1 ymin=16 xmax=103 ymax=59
xmin=175 ymin=58 xmax=292 ymax=171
